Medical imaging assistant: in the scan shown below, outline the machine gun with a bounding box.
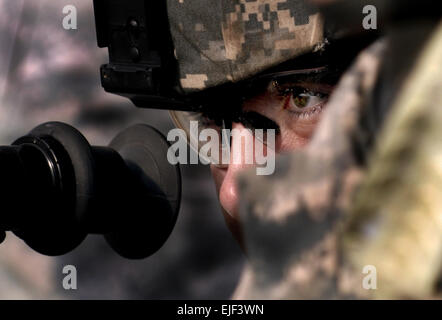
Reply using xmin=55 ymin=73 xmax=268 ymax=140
xmin=0 ymin=0 xmax=184 ymax=259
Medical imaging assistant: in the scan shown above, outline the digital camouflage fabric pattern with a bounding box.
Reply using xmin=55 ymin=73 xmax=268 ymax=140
xmin=233 ymin=38 xmax=386 ymax=299
xmin=167 ymin=0 xmax=324 ymax=92
xmin=343 ymin=21 xmax=442 ymax=299
xmin=232 ymin=4 xmax=442 ymax=299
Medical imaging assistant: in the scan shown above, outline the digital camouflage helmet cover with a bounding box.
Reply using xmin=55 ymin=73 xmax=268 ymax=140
xmin=167 ymin=0 xmax=325 ymax=92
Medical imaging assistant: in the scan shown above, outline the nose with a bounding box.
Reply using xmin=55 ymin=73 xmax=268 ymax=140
xmin=218 ymin=122 xmax=256 ymax=219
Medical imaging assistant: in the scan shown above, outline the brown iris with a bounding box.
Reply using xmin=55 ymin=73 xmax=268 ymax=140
xmin=293 ymin=94 xmax=309 ymax=108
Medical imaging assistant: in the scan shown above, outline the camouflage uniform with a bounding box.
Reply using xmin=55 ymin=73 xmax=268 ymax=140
xmin=234 ymin=38 xmax=386 ymax=299
xmin=167 ymin=0 xmax=442 ymax=299
xmin=231 ymin=1 xmax=442 ymax=299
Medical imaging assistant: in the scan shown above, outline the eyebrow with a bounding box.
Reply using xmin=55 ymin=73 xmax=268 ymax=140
xmin=235 ymin=111 xmax=280 ymax=134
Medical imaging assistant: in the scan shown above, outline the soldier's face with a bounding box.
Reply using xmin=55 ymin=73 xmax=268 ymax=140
xmin=210 ymin=78 xmax=333 ymax=245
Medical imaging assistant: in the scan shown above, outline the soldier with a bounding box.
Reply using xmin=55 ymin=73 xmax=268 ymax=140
xmin=166 ymin=0 xmax=442 ymax=300
xmin=167 ymin=0 xmax=378 ymax=248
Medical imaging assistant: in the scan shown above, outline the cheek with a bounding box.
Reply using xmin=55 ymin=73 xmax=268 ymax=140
xmin=286 ymin=111 xmax=322 ymax=136
xmin=277 ymin=129 xmax=310 ymax=152
xmin=276 ymin=114 xmax=322 ymax=152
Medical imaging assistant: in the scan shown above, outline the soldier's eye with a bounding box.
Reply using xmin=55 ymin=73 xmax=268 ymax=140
xmin=280 ymin=85 xmax=330 ymax=118
xmin=289 ymin=90 xmax=327 ymax=112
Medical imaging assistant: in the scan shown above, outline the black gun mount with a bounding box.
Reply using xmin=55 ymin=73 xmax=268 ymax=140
xmin=93 ymin=0 xmax=194 ymax=111
xmin=0 ymin=122 xmax=181 ymax=259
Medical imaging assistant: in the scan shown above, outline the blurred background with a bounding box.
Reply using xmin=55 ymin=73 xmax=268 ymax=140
xmin=0 ymin=0 xmax=244 ymax=299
